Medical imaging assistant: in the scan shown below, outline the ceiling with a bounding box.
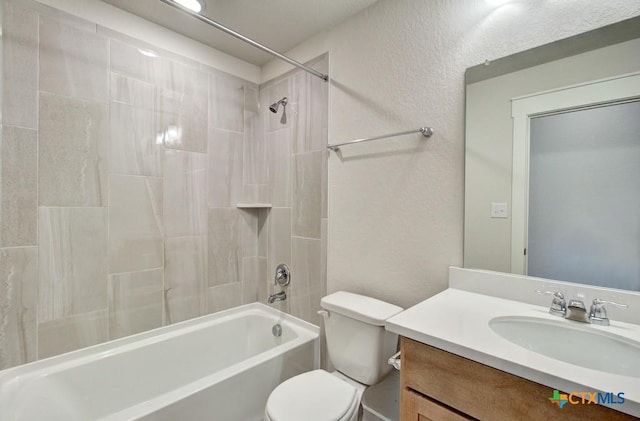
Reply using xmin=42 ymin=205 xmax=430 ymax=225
xmin=102 ymin=0 xmax=379 ymax=66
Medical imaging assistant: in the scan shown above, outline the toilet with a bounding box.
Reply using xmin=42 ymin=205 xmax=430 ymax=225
xmin=265 ymin=291 xmax=403 ymax=421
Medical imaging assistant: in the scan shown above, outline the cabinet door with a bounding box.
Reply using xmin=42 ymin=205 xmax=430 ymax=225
xmin=401 ymin=388 xmax=474 ymax=421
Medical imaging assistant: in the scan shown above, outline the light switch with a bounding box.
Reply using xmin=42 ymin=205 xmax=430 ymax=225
xmin=491 ymin=202 xmax=508 ymax=218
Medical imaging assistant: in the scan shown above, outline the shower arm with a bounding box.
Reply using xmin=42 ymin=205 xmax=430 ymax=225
xmin=160 ymin=0 xmax=329 ymax=82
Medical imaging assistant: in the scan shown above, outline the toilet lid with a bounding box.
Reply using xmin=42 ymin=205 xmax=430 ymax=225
xmin=266 ymin=370 xmax=358 ymax=421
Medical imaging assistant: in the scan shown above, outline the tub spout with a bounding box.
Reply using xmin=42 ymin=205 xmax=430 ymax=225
xmin=268 ymin=291 xmax=286 ymax=304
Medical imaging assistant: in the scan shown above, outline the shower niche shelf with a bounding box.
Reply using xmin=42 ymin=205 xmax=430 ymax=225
xmin=236 ymin=203 xmax=273 ymax=209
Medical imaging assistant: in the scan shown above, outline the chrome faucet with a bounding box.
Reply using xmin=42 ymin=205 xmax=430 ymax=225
xmin=536 ymin=290 xmax=627 ymax=325
xmin=565 ymin=299 xmax=589 ymax=323
xmin=268 ymin=291 xmax=286 ymax=304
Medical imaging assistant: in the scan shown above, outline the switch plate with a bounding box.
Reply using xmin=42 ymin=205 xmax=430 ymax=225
xmin=491 ymin=202 xmax=508 ymax=218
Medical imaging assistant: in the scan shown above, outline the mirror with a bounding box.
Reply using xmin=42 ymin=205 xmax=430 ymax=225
xmin=463 ymin=16 xmax=640 ymax=291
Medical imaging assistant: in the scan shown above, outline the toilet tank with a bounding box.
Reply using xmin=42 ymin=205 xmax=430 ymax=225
xmin=320 ymin=292 xmax=403 ymax=385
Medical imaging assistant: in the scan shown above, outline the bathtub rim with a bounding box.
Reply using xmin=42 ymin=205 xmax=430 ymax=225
xmin=0 ymin=302 xmax=319 ymax=381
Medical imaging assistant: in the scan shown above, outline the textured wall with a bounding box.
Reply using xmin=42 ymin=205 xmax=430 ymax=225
xmin=262 ymin=0 xmax=640 ymax=309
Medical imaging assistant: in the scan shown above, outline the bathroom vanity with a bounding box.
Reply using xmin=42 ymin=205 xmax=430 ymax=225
xmin=386 ymin=268 xmax=640 ymax=421
xmin=399 ymin=338 xmax=633 ymax=420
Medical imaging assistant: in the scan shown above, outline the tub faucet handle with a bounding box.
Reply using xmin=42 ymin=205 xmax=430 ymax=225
xmin=275 ymin=263 xmax=290 ymax=287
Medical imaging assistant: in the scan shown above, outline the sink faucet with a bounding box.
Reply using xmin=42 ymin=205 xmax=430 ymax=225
xmin=536 ymin=290 xmax=627 ymax=325
xmin=565 ymin=299 xmax=589 ymax=323
xmin=268 ymin=291 xmax=286 ymax=304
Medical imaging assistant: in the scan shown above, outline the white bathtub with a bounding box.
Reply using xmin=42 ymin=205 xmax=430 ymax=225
xmin=0 ymin=303 xmax=319 ymax=421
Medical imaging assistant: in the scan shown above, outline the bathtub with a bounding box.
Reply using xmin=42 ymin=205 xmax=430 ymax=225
xmin=0 ymin=303 xmax=319 ymax=420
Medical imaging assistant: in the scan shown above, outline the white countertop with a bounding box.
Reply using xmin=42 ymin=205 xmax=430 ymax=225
xmin=386 ymin=288 xmax=640 ymax=417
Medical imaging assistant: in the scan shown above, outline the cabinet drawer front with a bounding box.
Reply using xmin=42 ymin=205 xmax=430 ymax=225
xmin=400 ymin=337 xmax=635 ymax=421
xmin=401 ymin=388 xmax=474 ymax=421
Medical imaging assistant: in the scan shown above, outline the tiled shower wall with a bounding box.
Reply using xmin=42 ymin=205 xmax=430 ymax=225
xmin=0 ymin=0 xmax=328 ymax=370
xmin=259 ymin=57 xmax=329 ymax=328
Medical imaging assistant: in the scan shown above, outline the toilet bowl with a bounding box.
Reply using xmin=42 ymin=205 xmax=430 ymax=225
xmin=265 ymin=292 xmax=403 ymax=421
xmin=265 ymin=370 xmax=364 ymax=421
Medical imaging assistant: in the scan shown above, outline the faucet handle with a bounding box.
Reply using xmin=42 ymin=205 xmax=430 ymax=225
xmin=536 ymin=290 xmax=567 ymax=317
xmin=274 ymin=263 xmax=290 ymax=287
xmin=589 ymin=298 xmax=628 ymax=326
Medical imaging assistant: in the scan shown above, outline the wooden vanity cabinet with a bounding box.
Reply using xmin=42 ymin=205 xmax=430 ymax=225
xmin=400 ymin=337 xmax=636 ymax=421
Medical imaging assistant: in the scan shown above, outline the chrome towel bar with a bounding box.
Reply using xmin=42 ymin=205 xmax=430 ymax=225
xmin=327 ymin=127 xmax=434 ymax=151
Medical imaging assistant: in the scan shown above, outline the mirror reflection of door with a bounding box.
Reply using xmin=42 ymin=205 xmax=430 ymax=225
xmin=527 ymin=100 xmax=640 ymax=290
xmin=510 ymin=72 xmax=640 ymax=290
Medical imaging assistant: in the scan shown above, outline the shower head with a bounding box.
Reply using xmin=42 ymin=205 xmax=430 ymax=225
xmin=269 ymin=97 xmax=288 ymax=113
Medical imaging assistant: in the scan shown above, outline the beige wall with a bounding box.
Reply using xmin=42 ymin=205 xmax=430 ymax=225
xmin=262 ymin=0 xmax=640 ymax=309
xmin=465 ymin=38 xmax=640 ymax=273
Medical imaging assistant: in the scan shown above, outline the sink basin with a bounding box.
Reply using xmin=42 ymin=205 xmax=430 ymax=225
xmin=489 ymin=316 xmax=640 ymax=378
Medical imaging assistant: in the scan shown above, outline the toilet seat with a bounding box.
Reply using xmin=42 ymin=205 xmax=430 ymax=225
xmin=265 ymin=369 xmax=359 ymax=421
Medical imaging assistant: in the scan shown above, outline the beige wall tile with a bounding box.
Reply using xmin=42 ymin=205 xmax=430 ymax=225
xmin=164 ymin=236 xmax=207 ymax=324
xmin=241 ymin=210 xmax=259 ymax=258
xmin=208 ymin=208 xmax=241 ymax=287
xmin=208 ymin=129 xmax=243 ymax=208
xmin=290 ymin=237 xmax=322 ymax=325
xmin=258 ymin=209 xmax=269 ymax=258
xmin=39 ymin=93 xmax=109 ymax=207
xmin=39 ymin=16 xmax=108 ymax=103
xmin=291 ymin=72 xmax=308 ymax=154
xmin=322 ymin=148 xmax=328 ymax=219
xmin=0 ymin=247 xmax=37 ymax=369
xmin=268 ymin=129 xmax=292 ymax=207
xmin=207 ymin=282 xmax=242 ymax=314
xmin=306 ymin=56 xmax=329 ymax=152
xmin=110 ymin=39 xmax=171 ymax=88
xmin=2 ymin=0 xmax=38 ymax=129
xmin=110 ymin=102 xmax=164 ymax=177
xmin=109 ymin=269 xmax=163 ymax=339
xmin=267 ymin=208 xmax=291 ymax=274
xmin=210 ymin=73 xmax=245 ymax=133
xmin=39 ymin=208 xmax=108 ymax=322
xmin=111 ymin=73 xmax=156 ymax=110
xmin=37 ymin=310 xmax=108 ymax=359
xmin=158 ymin=111 xmax=208 ymax=153
xmin=1 ymin=127 xmax=37 ymax=247
xmin=292 ymin=151 xmax=322 ymax=239
xmin=244 ymin=109 xmax=267 ymax=185
xmin=242 ymin=256 xmax=267 ymax=304
xmin=321 ymin=219 xmax=328 ymax=299
xmin=242 ymin=184 xmax=270 ymax=204
xmin=164 ymin=150 xmax=207 ymax=237
xmin=244 ymin=85 xmax=259 ymax=115
xmin=109 ymin=175 xmax=163 ymax=274
xmin=162 ymin=61 xmax=208 ymax=120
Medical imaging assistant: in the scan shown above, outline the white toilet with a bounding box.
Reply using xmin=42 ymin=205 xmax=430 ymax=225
xmin=265 ymin=291 xmax=403 ymax=421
